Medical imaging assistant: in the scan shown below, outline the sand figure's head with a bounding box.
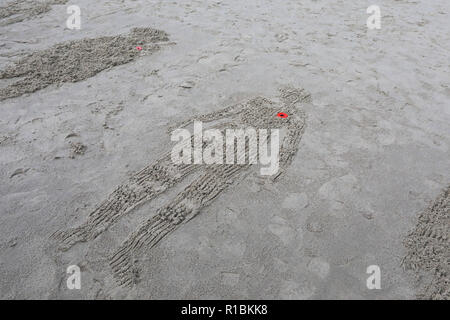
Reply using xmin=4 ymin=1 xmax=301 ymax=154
xmin=279 ymin=86 xmax=311 ymax=113
xmin=238 ymin=87 xmax=309 ymax=128
xmin=129 ymin=28 xmax=169 ymax=44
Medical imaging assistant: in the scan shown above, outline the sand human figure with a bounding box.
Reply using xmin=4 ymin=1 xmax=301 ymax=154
xmin=0 ymin=0 xmax=68 ymax=26
xmin=0 ymin=28 xmax=169 ymax=101
xmin=52 ymin=87 xmax=310 ymax=286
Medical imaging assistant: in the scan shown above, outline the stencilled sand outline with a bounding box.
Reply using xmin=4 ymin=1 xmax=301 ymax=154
xmin=0 ymin=27 xmax=170 ymax=101
xmin=52 ymin=87 xmax=310 ymax=287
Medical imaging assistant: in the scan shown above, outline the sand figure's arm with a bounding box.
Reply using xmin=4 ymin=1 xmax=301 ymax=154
xmin=167 ymin=102 xmax=245 ymax=132
xmin=267 ymin=87 xmax=309 ymax=181
xmin=0 ymin=77 xmax=45 ymax=101
xmin=280 ymin=115 xmax=307 ymax=167
xmin=272 ymin=113 xmax=307 ymax=181
xmin=0 ymin=59 xmax=33 ymax=80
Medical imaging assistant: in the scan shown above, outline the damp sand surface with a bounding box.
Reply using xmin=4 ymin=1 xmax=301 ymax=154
xmin=0 ymin=0 xmax=449 ymax=299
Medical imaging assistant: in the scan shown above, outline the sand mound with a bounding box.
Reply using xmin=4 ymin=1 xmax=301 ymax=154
xmin=0 ymin=0 xmax=67 ymax=25
xmin=403 ymin=186 xmax=450 ymax=300
xmin=0 ymin=27 xmax=169 ymax=101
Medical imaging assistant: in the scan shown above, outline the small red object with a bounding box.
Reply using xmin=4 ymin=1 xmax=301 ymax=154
xmin=136 ymin=46 xmax=143 ymax=51
xmin=277 ymin=112 xmax=288 ymax=118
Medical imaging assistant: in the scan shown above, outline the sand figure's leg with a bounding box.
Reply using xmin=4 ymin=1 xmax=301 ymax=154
xmin=278 ymin=114 xmax=307 ymax=171
xmin=51 ymin=154 xmax=198 ymax=250
xmin=51 ymin=127 xmax=225 ymax=250
xmin=0 ymin=77 xmax=48 ymax=101
xmin=0 ymin=63 xmax=31 ymax=80
xmin=110 ymin=163 xmax=250 ymax=287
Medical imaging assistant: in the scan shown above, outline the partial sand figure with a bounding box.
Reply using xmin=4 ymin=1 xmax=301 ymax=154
xmin=0 ymin=0 xmax=67 ymax=26
xmin=52 ymin=87 xmax=310 ymax=287
xmin=0 ymin=28 xmax=169 ymax=101
xmin=403 ymin=185 xmax=449 ymax=300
